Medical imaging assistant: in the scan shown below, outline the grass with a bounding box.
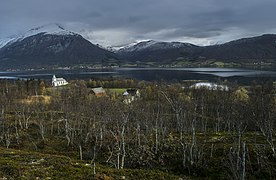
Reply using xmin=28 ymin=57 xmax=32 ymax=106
xmin=0 ymin=123 xmax=275 ymax=179
xmin=0 ymin=148 xmax=185 ymax=180
xmin=107 ymin=88 xmax=127 ymax=94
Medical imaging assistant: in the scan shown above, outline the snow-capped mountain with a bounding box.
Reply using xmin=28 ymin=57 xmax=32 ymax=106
xmin=0 ymin=23 xmax=76 ymax=49
xmin=0 ymin=24 xmax=118 ymax=69
xmin=116 ymin=40 xmax=198 ymax=62
xmin=115 ymin=34 xmax=276 ymax=63
xmin=1 ymin=24 xmax=276 ymax=69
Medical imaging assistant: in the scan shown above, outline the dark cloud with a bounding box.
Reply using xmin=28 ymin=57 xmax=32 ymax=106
xmin=1 ymin=0 xmax=276 ymax=46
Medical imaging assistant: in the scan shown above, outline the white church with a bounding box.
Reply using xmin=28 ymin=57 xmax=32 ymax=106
xmin=52 ymin=75 xmax=68 ymax=87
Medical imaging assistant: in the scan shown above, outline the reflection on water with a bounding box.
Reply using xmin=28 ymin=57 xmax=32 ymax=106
xmin=173 ymin=67 xmax=250 ymax=72
xmin=1 ymin=68 xmax=276 ymax=85
xmin=195 ymin=70 xmax=276 ymax=77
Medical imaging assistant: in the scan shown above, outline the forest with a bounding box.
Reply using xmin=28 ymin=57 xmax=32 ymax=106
xmin=0 ymin=78 xmax=276 ymax=179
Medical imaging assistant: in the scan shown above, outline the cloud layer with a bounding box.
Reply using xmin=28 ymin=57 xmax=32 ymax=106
xmin=1 ymin=0 xmax=276 ymax=47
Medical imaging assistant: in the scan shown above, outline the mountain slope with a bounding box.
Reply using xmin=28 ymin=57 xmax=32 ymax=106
xmin=116 ymin=34 xmax=276 ymax=64
xmin=116 ymin=40 xmax=199 ymax=62
xmin=0 ymin=24 xmax=77 ymax=49
xmin=199 ymin=34 xmax=276 ymax=62
xmin=0 ymin=24 xmax=117 ymax=69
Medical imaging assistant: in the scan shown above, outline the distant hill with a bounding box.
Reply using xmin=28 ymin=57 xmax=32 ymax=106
xmin=116 ymin=34 xmax=276 ymax=64
xmin=0 ymin=24 xmax=118 ymax=69
xmin=116 ymin=40 xmax=198 ymax=63
xmin=199 ymin=34 xmax=276 ymax=62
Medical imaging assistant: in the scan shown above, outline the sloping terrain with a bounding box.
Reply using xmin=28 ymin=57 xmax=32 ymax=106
xmin=0 ymin=148 xmax=183 ymax=179
xmin=0 ymin=24 xmax=118 ymax=69
xmin=116 ymin=34 xmax=276 ymax=64
xmin=116 ymin=40 xmax=198 ymax=63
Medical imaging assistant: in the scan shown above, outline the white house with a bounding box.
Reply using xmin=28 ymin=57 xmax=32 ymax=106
xmin=52 ymin=75 xmax=68 ymax=87
xmin=122 ymin=89 xmax=141 ymax=104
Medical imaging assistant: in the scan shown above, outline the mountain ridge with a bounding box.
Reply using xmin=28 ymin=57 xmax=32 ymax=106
xmin=116 ymin=34 xmax=276 ymax=64
xmin=1 ymin=24 xmax=276 ymax=69
xmin=0 ymin=23 xmax=77 ymax=49
xmin=0 ymin=24 xmax=118 ymax=69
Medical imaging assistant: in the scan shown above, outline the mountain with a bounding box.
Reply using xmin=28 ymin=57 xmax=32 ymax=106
xmin=116 ymin=40 xmax=198 ymax=63
xmin=199 ymin=34 xmax=276 ymax=62
xmin=115 ymin=34 xmax=276 ymax=64
xmin=1 ymin=25 xmax=276 ymax=69
xmin=0 ymin=24 xmax=117 ymax=69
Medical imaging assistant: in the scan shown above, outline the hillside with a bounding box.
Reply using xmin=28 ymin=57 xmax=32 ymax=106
xmin=0 ymin=24 xmax=118 ymax=69
xmin=199 ymin=34 xmax=276 ymax=62
xmin=116 ymin=34 xmax=276 ymax=65
xmin=116 ymin=40 xmax=198 ymax=63
xmin=0 ymin=79 xmax=276 ymax=179
xmin=0 ymin=148 xmax=182 ymax=179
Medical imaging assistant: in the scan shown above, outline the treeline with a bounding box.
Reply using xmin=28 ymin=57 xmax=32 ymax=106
xmin=87 ymin=79 xmax=138 ymax=88
xmin=0 ymin=79 xmax=276 ymax=179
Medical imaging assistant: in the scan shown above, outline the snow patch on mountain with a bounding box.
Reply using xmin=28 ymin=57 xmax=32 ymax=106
xmin=117 ymin=40 xmax=194 ymax=53
xmin=23 ymin=23 xmax=76 ymax=37
xmin=0 ymin=37 xmax=15 ymax=48
xmin=117 ymin=40 xmax=159 ymax=52
xmin=0 ymin=23 xmax=76 ymax=48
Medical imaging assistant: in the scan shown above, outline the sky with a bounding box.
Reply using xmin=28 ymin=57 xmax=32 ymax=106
xmin=1 ymin=0 xmax=276 ymax=47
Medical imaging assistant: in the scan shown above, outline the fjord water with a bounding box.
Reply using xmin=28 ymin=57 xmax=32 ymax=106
xmin=1 ymin=68 xmax=276 ymax=85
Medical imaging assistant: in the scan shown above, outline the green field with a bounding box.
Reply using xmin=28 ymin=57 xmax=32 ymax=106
xmin=106 ymin=88 xmax=127 ymax=94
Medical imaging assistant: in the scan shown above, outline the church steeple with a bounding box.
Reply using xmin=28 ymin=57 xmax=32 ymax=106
xmin=52 ymin=75 xmax=56 ymax=86
xmin=52 ymin=75 xmax=56 ymax=81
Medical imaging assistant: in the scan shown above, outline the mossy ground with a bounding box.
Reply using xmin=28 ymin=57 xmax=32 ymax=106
xmin=0 ymin=148 xmax=186 ymax=180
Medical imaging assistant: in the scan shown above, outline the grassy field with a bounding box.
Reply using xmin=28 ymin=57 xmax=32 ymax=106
xmin=0 ymin=148 xmax=186 ymax=180
xmin=106 ymin=88 xmax=127 ymax=94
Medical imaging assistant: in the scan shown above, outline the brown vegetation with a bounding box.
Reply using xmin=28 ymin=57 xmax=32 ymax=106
xmin=0 ymin=78 xmax=275 ymax=179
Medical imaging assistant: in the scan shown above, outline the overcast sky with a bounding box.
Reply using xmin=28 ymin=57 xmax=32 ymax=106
xmin=1 ymin=0 xmax=276 ymax=47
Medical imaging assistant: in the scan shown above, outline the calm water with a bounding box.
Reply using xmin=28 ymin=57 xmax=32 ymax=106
xmin=1 ymin=68 xmax=276 ymax=85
